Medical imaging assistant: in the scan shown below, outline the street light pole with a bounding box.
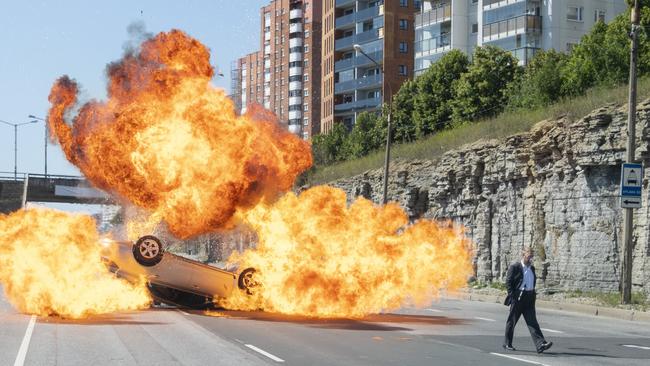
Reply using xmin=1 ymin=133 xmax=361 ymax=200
xmin=354 ymin=44 xmax=392 ymax=204
xmin=0 ymin=119 xmax=38 ymax=180
xmin=29 ymin=115 xmax=48 ymax=177
xmin=621 ymin=0 xmax=640 ymax=305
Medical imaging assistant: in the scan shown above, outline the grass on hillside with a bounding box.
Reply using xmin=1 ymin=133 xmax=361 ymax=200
xmin=566 ymin=290 xmax=649 ymax=310
xmin=306 ymin=77 xmax=650 ymax=185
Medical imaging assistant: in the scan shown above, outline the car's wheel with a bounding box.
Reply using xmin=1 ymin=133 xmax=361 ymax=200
xmin=238 ymin=267 xmax=259 ymax=295
xmin=133 ymin=235 xmax=164 ymax=267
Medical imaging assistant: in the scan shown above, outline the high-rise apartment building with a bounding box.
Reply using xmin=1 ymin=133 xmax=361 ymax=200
xmin=233 ymin=0 xmax=322 ymax=140
xmin=320 ymin=0 xmax=417 ymax=133
xmin=415 ymin=0 xmax=627 ymax=75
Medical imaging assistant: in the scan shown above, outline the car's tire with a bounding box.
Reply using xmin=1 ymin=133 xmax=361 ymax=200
xmin=238 ymin=267 xmax=259 ymax=294
xmin=133 ymin=235 xmax=164 ymax=267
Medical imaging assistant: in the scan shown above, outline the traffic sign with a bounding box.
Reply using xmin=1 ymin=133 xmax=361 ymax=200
xmin=620 ymin=163 xmax=643 ymax=208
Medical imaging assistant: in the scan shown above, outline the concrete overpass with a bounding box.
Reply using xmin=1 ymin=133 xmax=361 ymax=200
xmin=0 ymin=172 xmax=111 ymax=213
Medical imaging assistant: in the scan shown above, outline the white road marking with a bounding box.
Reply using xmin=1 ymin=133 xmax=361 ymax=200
xmin=541 ymin=328 xmax=564 ymax=334
xmin=177 ymin=309 xmax=190 ymax=316
xmin=425 ymin=308 xmax=442 ymax=313
xmin=473 ymin=316 xmax=496 ymax=322
xmin=13 ymin=315 xmax=36 ymax=366
xmin=622 ymin=344 xmax=650 ymax=350
xmin=490 ymin=352 xmax=551 ymax=366
xmin=245 ymin=344 xmax=285 ymax=363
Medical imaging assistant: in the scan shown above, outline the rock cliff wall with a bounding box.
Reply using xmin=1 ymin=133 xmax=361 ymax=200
xmin=330 ymin=101 xmax=650 ymax=293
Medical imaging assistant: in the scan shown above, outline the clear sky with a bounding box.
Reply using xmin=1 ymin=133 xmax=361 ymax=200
xmin=0 ymin=0 xmax=268 ymax=176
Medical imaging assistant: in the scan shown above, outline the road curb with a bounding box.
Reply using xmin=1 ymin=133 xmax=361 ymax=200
xmin=455 ymin=292 xmax=650 ymax=323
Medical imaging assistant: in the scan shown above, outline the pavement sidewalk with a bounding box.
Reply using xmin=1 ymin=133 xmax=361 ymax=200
xmin=456 ymin=290 xmax=650 ymax=323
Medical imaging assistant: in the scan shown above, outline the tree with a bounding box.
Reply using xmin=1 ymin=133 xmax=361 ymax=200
xmin=342 ymin=111 xmax=380 ymax=158
xmin=388 ymin=79 xmax=418 ymax=143
xmin=413 ymin=50 xmax=470 ymax=137
xmin=311 ymin=122 xmax=348 ymax=165
xmin=452 ymin=46 xmax=522 ymax=123
xmin=507 ymin=49 xmax=568 ymax=109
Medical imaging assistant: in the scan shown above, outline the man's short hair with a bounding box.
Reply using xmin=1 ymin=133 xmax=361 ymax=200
xmin=521 ymin=246 xmax=534 ymax=256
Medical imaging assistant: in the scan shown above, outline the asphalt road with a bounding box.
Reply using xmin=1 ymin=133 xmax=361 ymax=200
xmin=1 ymin=286 xmax=649 ymax=366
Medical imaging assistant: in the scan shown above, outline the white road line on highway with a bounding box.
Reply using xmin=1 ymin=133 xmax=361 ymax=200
xmin=473 ymin=317 xmax=496 ymax=322
xmin=425 ymin=308 xmax=442 ymax=313
xmin=245 ymin=344 xmax=285 ymax=363
xmin=177 ymin=309 xmax=190 ymax=316
xmin=13 ymin=315 xmax=36 ymax=366
xmin=490 ymin=352 xmax=551 ymax=366
xmin=541 ymin=328 xmax=564 ymax=334
xmin=622 ymin=344 xmax=650 ymax=350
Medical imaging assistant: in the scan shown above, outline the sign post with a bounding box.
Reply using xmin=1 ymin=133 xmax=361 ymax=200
xmin=620 ymin=163 xmax=643 ymax=209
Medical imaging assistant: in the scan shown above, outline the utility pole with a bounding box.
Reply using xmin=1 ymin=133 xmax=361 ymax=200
xmin=622 ymin=0 xmax=640 ymax=304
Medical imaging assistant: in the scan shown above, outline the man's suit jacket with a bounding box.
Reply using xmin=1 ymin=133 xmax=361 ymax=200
xmin=503 ymin=261 xmax=536 ymax=305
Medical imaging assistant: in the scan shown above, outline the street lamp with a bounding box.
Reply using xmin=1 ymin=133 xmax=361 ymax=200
xmin=0 ymin=119 xmax=38 ymax=180
xmin=28 ymin=115 xmax=48 ymax=177
xmin=354 ymin=44 xmax=392 ymax=205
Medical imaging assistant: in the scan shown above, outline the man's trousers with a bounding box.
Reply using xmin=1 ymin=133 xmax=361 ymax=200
xmin=504 ymin=290 xmax=545 ymax=350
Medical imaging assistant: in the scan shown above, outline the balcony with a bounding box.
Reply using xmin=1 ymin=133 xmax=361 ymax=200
xmin=289 ymin=23 xmax=303 ymax=34
xmin=414 ymin=34 xmax=451 ymax=57
xmin=334 ymin=74 xmax=383 ymax=94
xmin=334 ymin=50 xmax=384 ymax=72
xmin=289 ymin=52 xmax=303 ymax=62
xmin=288 ymin=110 xmax=303 ymax=119
xmin=289 ymin=81 xmax=303 ymax=91
xmin=511 ymin=47 xmax=540 ymax=65
xmin=483 ymin=15 xmax=542 ymax=42
xmin=415 ymin=3 xmax=452 ymax=28
xmin=335 ymin=6 xmax=381 ymax=28
xmin=335 ymin=29 xmax=382 ymax=51
xmin=289 ymin=66 xmax=303 ymax=76
xmin=289 ymin=96 xmax=303 ymax=106
xmin=483 ymin=0 xmax=526 ymax=11
xmin=289 ymin=37 xmax=303 ymax=48
xmin=289 ymin=9 xmax=303 ymax=20
xmin=335 ymin=0 xmax=355 ymax=7
xmin=334 ymin=97 xmax=382 ymax=112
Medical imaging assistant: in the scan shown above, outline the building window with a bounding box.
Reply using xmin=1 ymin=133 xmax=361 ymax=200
xmin=304 ymin=104 xmax=309 ymax=111
xmin=398 ymin=65 xmax=408 ymax=75
xmin=304 ymin=73 xmax=309 ymax=82
xmin=399 ymin=0 xmax=407 ymax=7
xmin=399 ymin=19 xmax=408 ymax=30
xmin=566 ymin=42 xmax=577 ymax=52
xmin=472 ymin=23 xmax=478 ymax=34
xmin=305 ymin=30 xmax=310 ymax=38
xmin=595 ymin=9 xmax=606 ymax=23
xmin=304 ymin=45 xmax=309 ymax=53
xmin=414 ymin=0 xmax=422 ymax=9
xmin=399 ymin=42 xmax=408 ymax=53
xmin=567 ymin=6 xmax=583 ymax=22
xmin=304 ymin=89 xmax=309 ymax=96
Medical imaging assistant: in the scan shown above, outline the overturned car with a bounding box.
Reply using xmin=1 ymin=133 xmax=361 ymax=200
xmin=101 ymin=235 xmax=257 ymax=308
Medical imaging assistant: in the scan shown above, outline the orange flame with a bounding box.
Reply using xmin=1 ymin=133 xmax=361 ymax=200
xmin=221 ymin=186 xmax=473 ymax=318
xmin=0 ymin=209 xmax=150 ymax=318
xmin=45 ymin=29 xmax=473 ymax=318
xmin=47 ymin=29 xmax=312 ymax=239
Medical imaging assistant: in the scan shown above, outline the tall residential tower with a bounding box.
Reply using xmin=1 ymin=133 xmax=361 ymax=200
xmin=320 ymin=0 xmax=417 ymax=133
xmin=234 ymin=0 xmax=322 ymax=139
xmin=415 ymin=0 xmax=627 ymax=75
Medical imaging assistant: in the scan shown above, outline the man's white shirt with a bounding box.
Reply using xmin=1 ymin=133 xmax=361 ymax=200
xmin=520 ymin=261 xmax=535 ymax=291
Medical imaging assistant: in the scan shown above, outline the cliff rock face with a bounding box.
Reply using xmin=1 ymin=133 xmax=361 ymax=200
xmin=331 ymin=101 xmax=650 ymax=292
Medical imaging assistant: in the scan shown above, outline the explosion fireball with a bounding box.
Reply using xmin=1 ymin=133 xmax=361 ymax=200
xmin=0 ymin=209 xmax=150 ymax=318
xmin=48 ymin=29 xmax=312 ymax=239
xmin=39 ymin=28 xmax=472 ymax=318
xmin=222 ymin=186 xmax=472 ymax=317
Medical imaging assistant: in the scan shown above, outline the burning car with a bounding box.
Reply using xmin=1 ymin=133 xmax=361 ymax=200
xmin=101 ymin=235 xmax=257 ymax=308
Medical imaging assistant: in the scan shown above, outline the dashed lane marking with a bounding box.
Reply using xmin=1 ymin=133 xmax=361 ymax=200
xmin=245 ymin=344 xmax=285 ymax=363
xmin=541 ymin=328 xmax=564 ymax=334
xmin=490 ymin=352 xmax=551 ymax=366
xmin=622 ymin=344 xmax=650 ymax=350
xmin=13 ymin=315 xmax=36 ymax=366
xmin=176 ymin=309 xmax=190 ymax=316
xmin=473 ymin=317 xmax=497 ymax=322
xmin=424 ymin=308 xmax=442 ymax=313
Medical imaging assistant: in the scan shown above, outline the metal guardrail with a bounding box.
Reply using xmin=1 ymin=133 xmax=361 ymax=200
xmin=0 ymin=172 xmax=27 ymax=182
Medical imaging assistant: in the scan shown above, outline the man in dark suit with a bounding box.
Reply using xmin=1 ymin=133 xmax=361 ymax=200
xmin=503 ymin=247 xmax=553 ymax=353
